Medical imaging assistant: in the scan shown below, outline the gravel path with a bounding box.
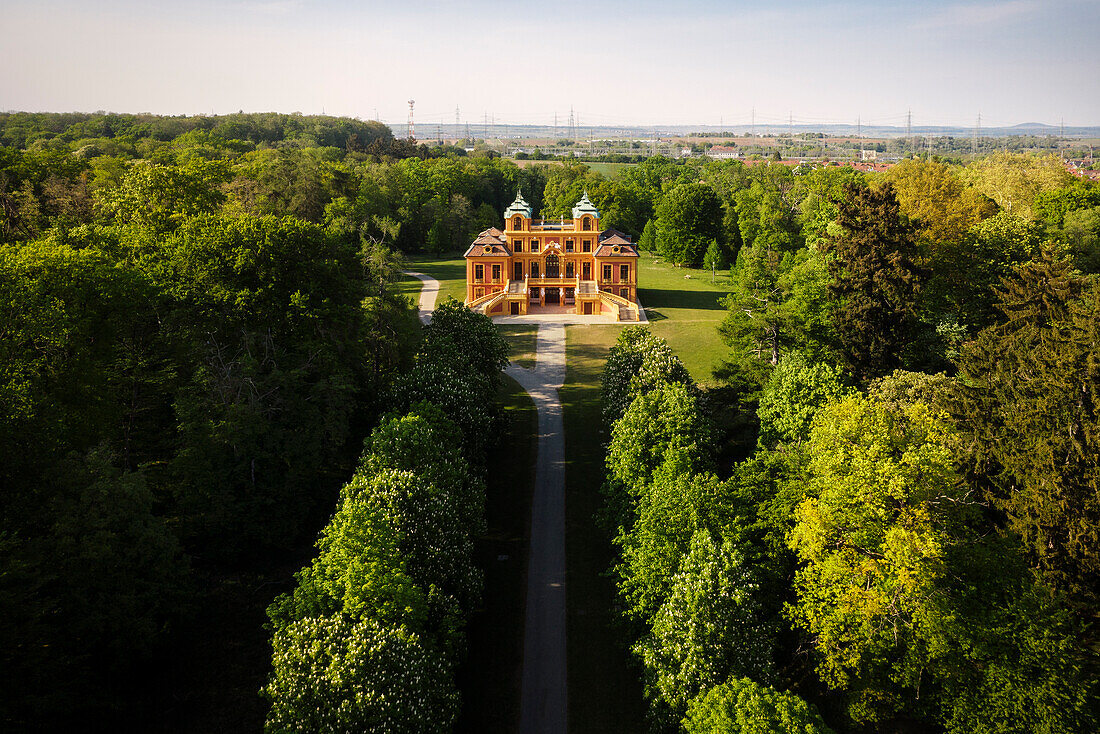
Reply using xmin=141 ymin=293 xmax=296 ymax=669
xmin=507 ymin=324 xmax=568 ymax=734
xmin=403 ymin=270 xmax=440 ymax=324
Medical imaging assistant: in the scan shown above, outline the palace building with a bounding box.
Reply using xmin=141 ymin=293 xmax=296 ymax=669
xmin=464 ymin=190 xmax=641 ymax=320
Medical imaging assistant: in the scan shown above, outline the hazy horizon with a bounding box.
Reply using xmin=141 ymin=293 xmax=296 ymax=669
xmin=3 ymin=0 xmax=1098 ymax=129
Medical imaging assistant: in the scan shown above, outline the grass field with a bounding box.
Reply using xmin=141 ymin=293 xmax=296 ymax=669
xmin=455 ymin=375 xmax=537 ymax=734
xmin=402 ymin=252 xmax=468 ymax=305
xmin=637 ymin=251 xmax=732 ymax=385
xmin=561 ymin=325 xmax=647 ymax=734
xmin=584 ymin=162 xmax=637 ymax=179
xmin=498 ymin=325 xmax=539 ymax=369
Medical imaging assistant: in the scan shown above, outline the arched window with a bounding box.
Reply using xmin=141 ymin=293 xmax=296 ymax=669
xmin=582 ymin=217 xmax=592 ymax=231
xmin=545 ymin=252 xmax=560 ymax=278
xmin=513 ymin=216 xmax=522 ymax=230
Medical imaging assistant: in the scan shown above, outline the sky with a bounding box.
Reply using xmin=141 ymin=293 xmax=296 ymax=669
xmin=2 ymin=0 xmax=1098 ymax=129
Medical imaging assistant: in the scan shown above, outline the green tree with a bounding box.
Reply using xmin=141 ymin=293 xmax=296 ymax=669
xmin=703 ymin=239 xmax=726 ymax=282
xmin=952 ymin=253 xmax=1100 ymax=614
xmin=601 ymin=326 xmax=692 ymax=426
xmin=264 ymin=616 xmax=458 ymax=734
xmin=719 ymin=246 xmax=831 ymax=391
xmin=756 ymin=352 xmax=852 ymax=448
xmin=788 ymin=394 xmax=967 ymax=723
xmin=656 ymin=182 xmax=723 ymax=266
xmin=639 ymin=217 xmax=657 ymax=251
xmin=683 ymin=678 xmax=835 ymax=734
xmin=886 ymin=158 xmax=995 ymax=243
xmin=635 ymin=530 xmax=773 ymax=712
xmin=606 ymin=381 xmax=715 ymax=501
xmin=616 ymin=468 xmax=728 ymax=623
xmin=824 ymin=182 xmax=926 ymax=383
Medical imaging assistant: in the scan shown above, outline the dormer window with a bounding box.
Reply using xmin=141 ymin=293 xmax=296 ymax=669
xmin=513 ymin=216 xmax=522 ymax=230
xmin=582 ymin=217 xmax=592 ymax=231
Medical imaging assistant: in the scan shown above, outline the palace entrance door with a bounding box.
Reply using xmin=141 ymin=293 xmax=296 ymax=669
xmin=545 ymin=252 xmax=560 ymax=279
xmin=582 ymin=261 xmax=591 ymax=279
xmin=545 ymin=288 xmax=560 ymax=305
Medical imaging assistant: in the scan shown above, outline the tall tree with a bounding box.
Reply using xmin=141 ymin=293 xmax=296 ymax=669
xmin=824 ymin=182 xmax=926 ymax=383
xmin=952 ymin=253 xmax=1100 ymax=616
xmin=656 ymin=182 xmax=724 ymax=267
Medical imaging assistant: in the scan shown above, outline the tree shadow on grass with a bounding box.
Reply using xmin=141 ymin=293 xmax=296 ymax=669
xmin=638 ymin=287 xmax=726 ymax=311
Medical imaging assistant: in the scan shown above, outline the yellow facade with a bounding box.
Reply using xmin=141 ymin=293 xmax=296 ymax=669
xmin=464 ymin=191 xmax=640 ymax=320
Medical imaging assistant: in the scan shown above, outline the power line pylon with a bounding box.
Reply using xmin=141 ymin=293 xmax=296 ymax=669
xmin=407 ymin=100 xmax=415 ymax=140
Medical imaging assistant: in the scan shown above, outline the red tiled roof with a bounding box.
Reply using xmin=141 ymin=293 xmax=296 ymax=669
xmin=595 ymin=243 xmax=638 ymax=257
xmin=598 ymin=227 xmax=632 ymax=243
xmin=464 ymin=227 xmax=511 ymax=257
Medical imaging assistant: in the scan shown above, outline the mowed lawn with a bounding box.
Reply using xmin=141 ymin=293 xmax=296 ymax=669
xmin=455 ymin=375 xmax=536 ymax=734
xmin=637 ymin=251 xmax=732 ymax=385
xmin=401 ymin=252 xmax=468 ymax=306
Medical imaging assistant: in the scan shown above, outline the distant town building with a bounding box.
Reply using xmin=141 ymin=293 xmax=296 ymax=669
xmin=706 ymin=146 xmax=740 ymax=159
xmin=464 ymin=191 xmax=640 ymax=320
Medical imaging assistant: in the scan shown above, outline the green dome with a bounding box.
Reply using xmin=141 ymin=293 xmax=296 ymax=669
xmin=572 ymin=190 xmax=599 ymax=219
xmin=504 ymin=189 xmax=533 ymax=219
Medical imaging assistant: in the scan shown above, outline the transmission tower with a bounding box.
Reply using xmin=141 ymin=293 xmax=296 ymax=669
xmin=569 ymin=106 xmax=575 ymax=142
xmin=751 ymin=107 xmax=755 ymax=137
xmin=407 ymin=100 xmax=415 ymax=140
xmin=455 ymin=105 xmax=460 ymax=136
xmin=906 ymin=108 xmax=912 ymax=150
xmin=972 ymin=112 xmax=981 ymax=154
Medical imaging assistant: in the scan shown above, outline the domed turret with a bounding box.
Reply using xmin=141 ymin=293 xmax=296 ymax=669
xmin=504 ymin=189 xmax=534 ymax=220
xmin=571 ymin=189 xmax=599 ymax=219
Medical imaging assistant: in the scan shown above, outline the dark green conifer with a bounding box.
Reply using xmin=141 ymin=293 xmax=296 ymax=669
xmin=824 ymin=182 xmax=926 ymax=383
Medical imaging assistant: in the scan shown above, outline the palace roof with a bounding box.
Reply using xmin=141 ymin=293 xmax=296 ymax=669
xmin=504 ymin=190 xmax=534 ymax=219
xmin=571 ymin=190 xmax=599 ymax=219
xmin=595 ymin=230 xmax=638 ymax=257
xmin=463 ymin=227 xmax=511 ymax=257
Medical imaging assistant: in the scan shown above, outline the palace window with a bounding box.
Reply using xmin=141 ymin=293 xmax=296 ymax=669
xmin=602 ymin=264 xmax=612 ymax=281
xmin=513 ymin=216 xmax=522 ymax=229
xmin=514 ymin=240 xmax=523 ymax=252
xmin=475 ymin=288 xmax=484 ymax=298
xmin=620 ymin=264 xmax=630 ymax=281
xmin=565 ymin=261 xmax=574 ymax=278
xmin=492 ymin=264 xmax=501 ymax=282
xmin=582 ymin=217 xmax=592 ymax=231
xmin=565 ymin=239 xmax=574 ymax=253
xmin=545 ymin=252 xmax=560 ymax=278
xmin=475 ymin=264 xmax=484 ymax=281
xmin=582 ymin=239 xmax=592 ymax=252
xmin=620 ymin=287 xmax=629 ymax=298
xmin=532 ymin=239 xmax=539 ymax=252
xmin=531 ymin=262 xmax=540 ymax=278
